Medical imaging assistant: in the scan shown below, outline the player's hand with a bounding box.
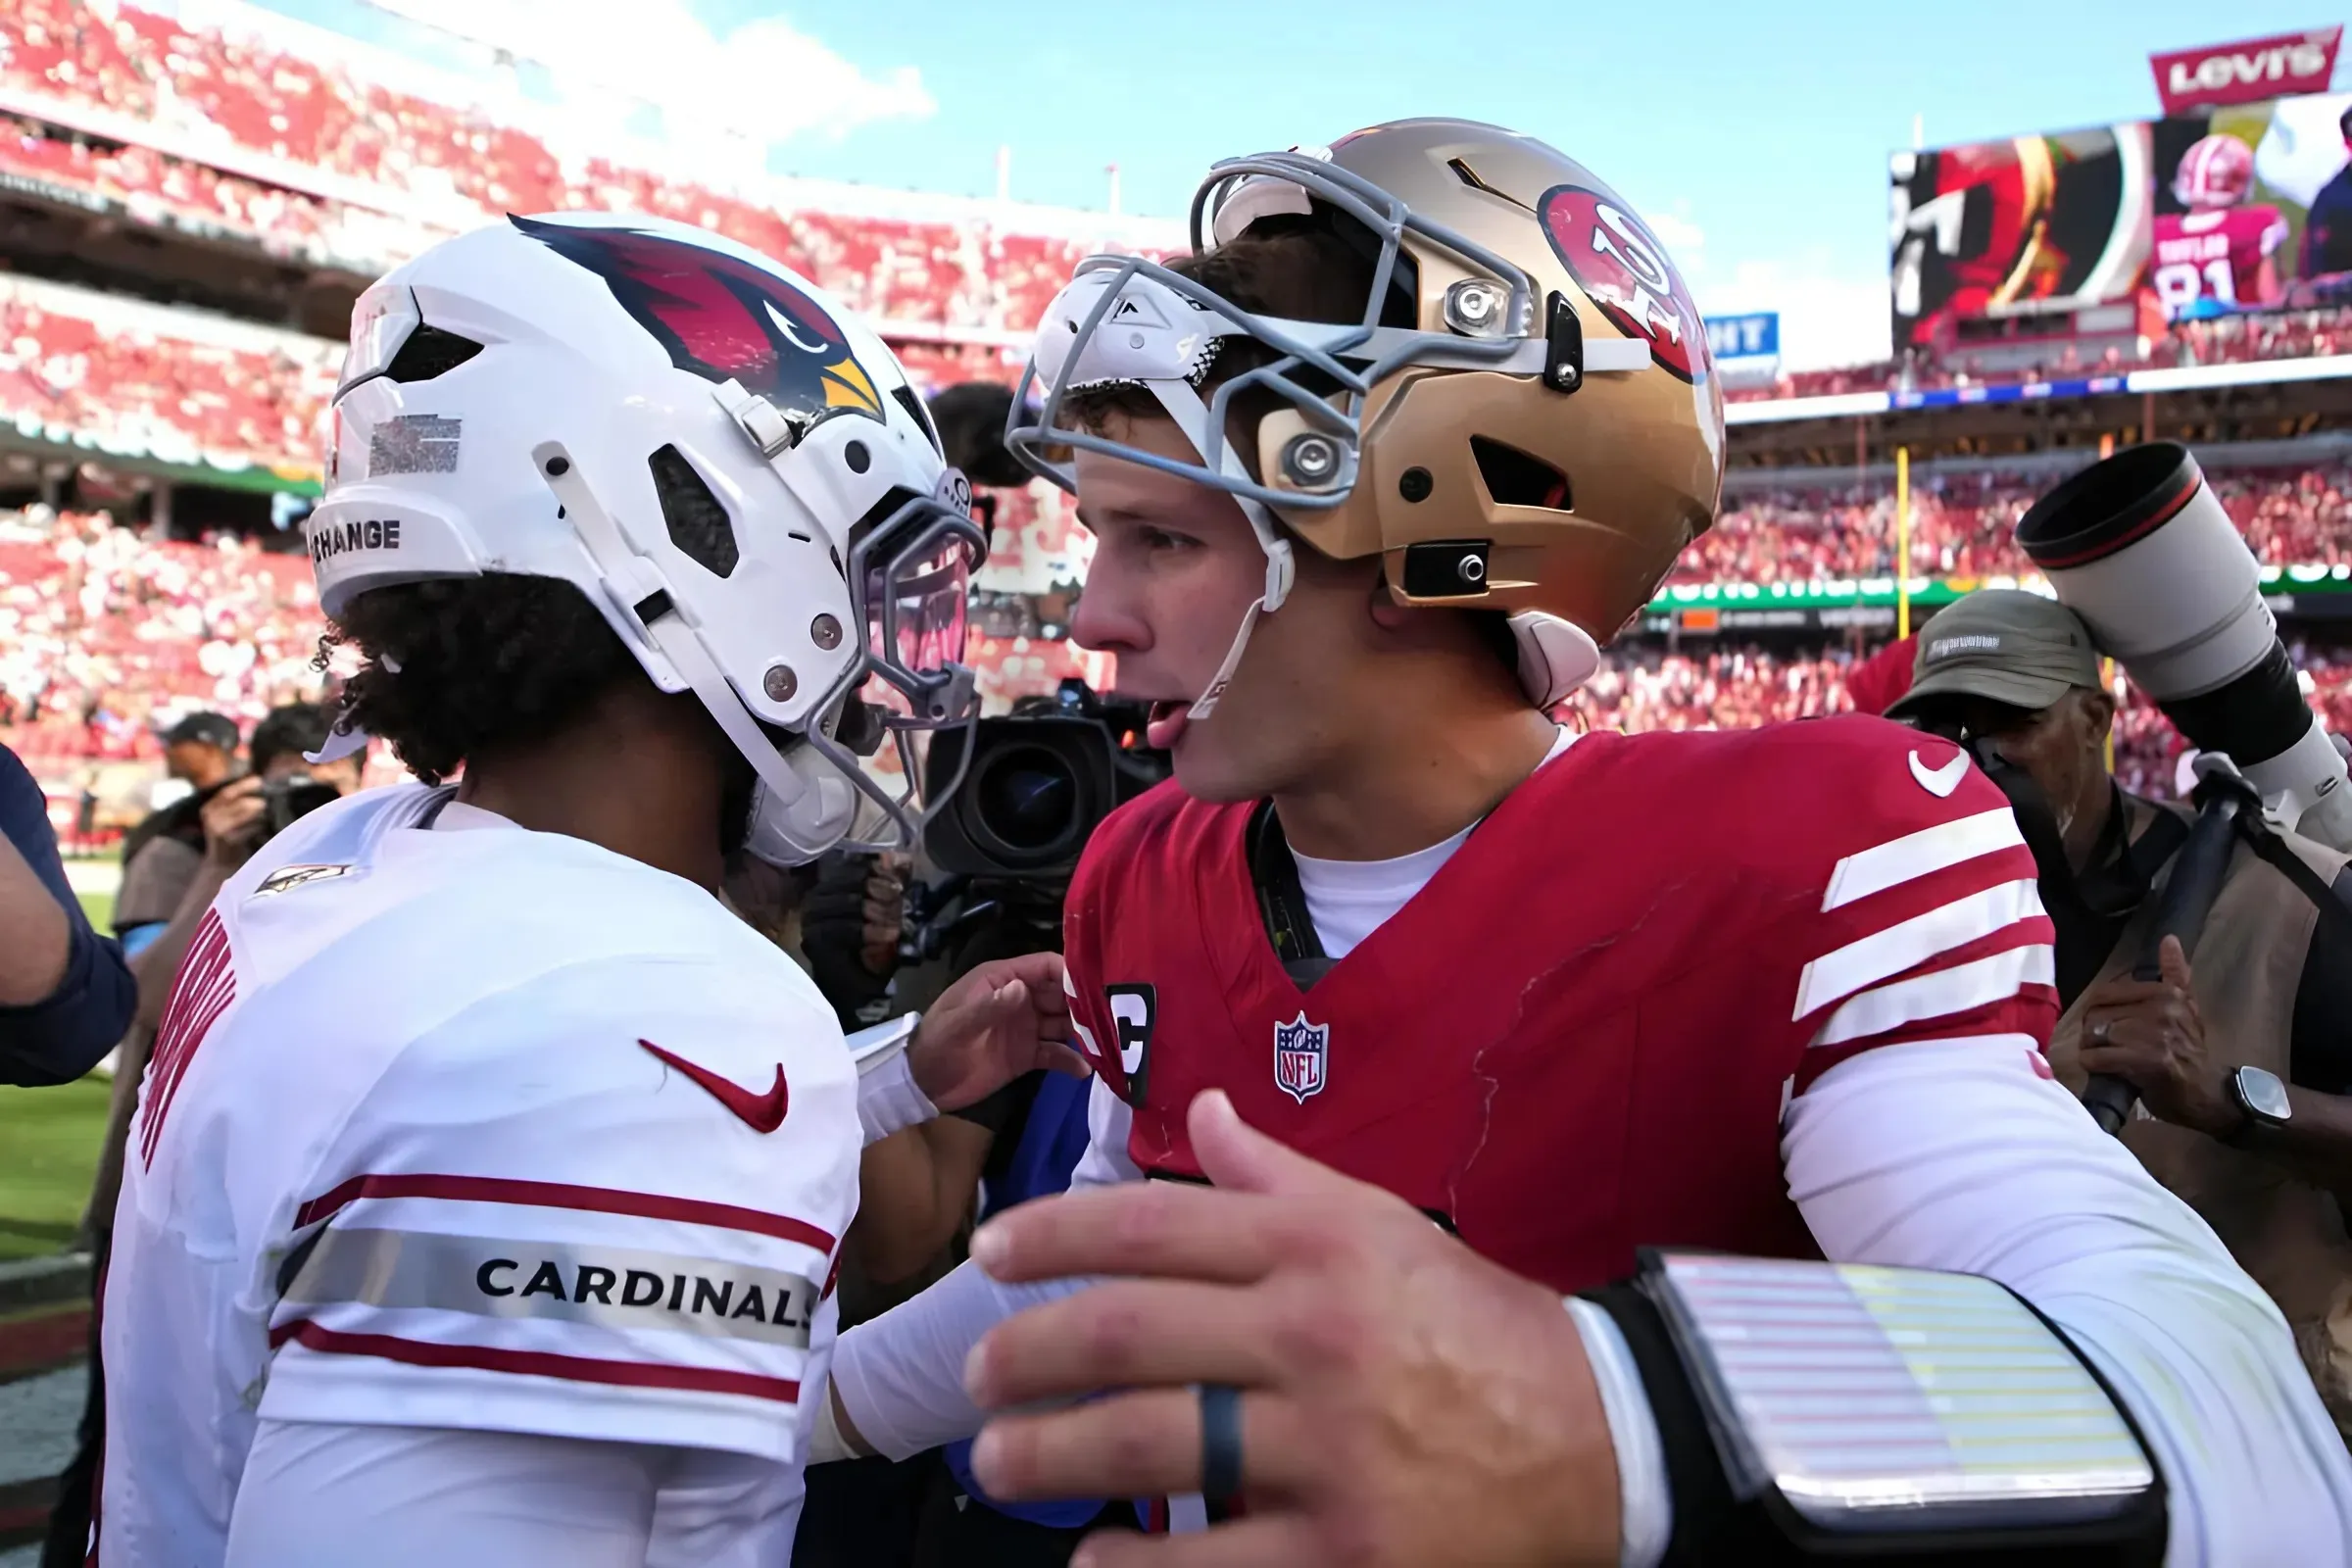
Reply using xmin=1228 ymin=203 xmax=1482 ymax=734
xmin=962 ymin=1090 xmax=1621 ymax=1568
xmin=2078 ymin=935 xmax=2233 ymax=1138
xmin=908 ymin=950 xmax=1088 ymax=1113
xmin=199 ymin=777 xmax=269 ymax=872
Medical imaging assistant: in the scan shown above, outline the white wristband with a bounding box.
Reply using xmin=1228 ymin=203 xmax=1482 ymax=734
xmin=850 ymin=1014 xmax=935 ymax=1146
xmin=808 ymin=1385 xmax=854 ymax=1465
xmin=1564 ymin=1296 xmax=1672 ymax=1568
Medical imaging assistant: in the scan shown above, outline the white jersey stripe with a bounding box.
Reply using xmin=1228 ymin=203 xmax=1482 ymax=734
xmin=1819 ymin=808 xmax=2024 ymax=913
xmin=1809 ymin=944 xmax=2055 ymax=1049
xmin=1792 ymin=879 xmax=2044 ymax=1022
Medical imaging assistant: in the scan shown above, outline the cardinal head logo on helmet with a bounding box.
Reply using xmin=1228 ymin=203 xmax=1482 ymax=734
xmin=511 ymin=214 xmax=885 ymax=425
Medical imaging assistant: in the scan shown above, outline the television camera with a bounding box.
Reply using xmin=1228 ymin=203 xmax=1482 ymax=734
xmin=904 ymin=678 xmax=1171 ymax=968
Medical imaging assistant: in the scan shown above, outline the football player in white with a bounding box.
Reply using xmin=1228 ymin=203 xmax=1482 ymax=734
xmin=95 ymin=215 xmax=1085 ymax=1568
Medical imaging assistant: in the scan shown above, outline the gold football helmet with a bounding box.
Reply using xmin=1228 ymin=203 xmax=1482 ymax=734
xmin=1009 ymin=118 xmax=1726 ymax=712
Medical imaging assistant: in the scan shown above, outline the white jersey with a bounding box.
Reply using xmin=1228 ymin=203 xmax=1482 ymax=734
xmin=99 ymin=785 xmax=858 ymax=1567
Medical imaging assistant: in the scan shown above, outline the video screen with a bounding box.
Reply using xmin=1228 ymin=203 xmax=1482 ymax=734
xmin=1889 ymin=91 xmax=2352 ymax=347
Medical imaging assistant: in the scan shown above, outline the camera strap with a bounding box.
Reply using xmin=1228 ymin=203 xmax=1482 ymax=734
xmin=1246 ymin=802 xmax=1336 ymax=990
xmin=2232 ymin=811 xmax=2352 ymax=945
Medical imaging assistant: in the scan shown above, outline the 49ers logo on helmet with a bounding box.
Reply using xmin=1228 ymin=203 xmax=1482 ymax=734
xmin=1537 ymin=185 xmax=1706 ymax=384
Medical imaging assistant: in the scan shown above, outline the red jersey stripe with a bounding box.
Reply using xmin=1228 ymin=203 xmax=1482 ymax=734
xmin=270 ymin=1319 xmax=801 ymax=1403
xmin=1797 ymin=994 xmax=2059 ymax=1092
xmin=139 ymin=912 xmax=236 ymax=1166
xmin=292 ymin=1172 xmax=837 ymax=1254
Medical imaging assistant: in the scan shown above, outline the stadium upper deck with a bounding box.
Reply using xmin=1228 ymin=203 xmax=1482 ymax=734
xmin=0 ymin=0 xmax=1180 ymax=344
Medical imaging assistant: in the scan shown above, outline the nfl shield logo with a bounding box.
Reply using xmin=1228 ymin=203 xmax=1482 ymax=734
xmin=1272 ymin=1012 xmax=1329 ymax=1105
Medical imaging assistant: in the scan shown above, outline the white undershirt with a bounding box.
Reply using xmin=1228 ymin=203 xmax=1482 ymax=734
xmin=1290 ymin=822 xmax=1476 ymax=958
xmin=828 ymin=726 xmax=2352 ymax=1566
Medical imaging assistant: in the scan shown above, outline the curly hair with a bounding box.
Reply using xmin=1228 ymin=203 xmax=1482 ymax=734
xmin=318 ymin=574 xmax=647 ymax=784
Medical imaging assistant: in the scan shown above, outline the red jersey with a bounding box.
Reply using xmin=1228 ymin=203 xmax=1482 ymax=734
xmin=2151 ymin=207 xmax=2287 ymax=319
xmin=1062 ymin=716 xmax=2055 ymax=1295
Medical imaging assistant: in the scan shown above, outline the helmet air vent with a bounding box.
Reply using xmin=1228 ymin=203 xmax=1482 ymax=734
xmin=650 ymin=444 xmax=740 ymax=578
xmin=383 ymin=324 xmax=484 ymax=382
xmin=1471 ymin=435 xmax=1571 ymax=512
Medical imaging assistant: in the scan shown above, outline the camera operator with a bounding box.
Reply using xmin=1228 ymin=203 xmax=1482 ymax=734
xmin=105 ymin=703 xmax=365 ymax=1102
xmin=1890 ymin=589 xmax=2352 ymax=1437
xmin=111 ymin=711 xmax=242 ymax=960
xmin=43 ymin=702 xmax=365 ymax=1568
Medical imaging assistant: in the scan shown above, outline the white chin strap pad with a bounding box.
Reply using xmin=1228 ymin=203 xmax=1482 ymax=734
xmin=745 ymin=768 xmax=857 ymax=866
xmin=1511 ymin=612 xmax=1601 ymax=710
xmin=306 ymin=720 xmax=373 ymax=766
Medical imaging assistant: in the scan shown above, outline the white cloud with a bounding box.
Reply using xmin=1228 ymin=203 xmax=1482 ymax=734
xmin=1699 ymin=258 xmax=1891 ymax=372
xmin=1645 ymin=208 xmax=1707 ymax=264
xmin=365 ymin=0 xmax=934 ymax=151
xmin=1633 ymin=203 xmax=1889 ymax=373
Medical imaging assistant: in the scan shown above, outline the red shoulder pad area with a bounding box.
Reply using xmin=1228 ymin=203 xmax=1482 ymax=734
xmin=1061 ymin=780 xmax=1248 ymax=1105
xmin=1589 ymin=716 xmax=2057 ymax=1088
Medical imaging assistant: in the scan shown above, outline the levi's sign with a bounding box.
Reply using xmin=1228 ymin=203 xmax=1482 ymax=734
xmin=2151 ymin=27 xmax=2341 ymax=115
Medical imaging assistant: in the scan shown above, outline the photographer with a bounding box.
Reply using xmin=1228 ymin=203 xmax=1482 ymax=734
xmin=1890 ymin=589 xmax=2352 ymax=1436
xmin=43 ymin=702 xmax=365 ymax=1568
xmin=112 ymin=710 xmax=241 ymax=959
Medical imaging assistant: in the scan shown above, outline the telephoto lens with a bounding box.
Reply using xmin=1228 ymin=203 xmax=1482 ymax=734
xmin=2017 ymin=442 xmax=2352 ymax=852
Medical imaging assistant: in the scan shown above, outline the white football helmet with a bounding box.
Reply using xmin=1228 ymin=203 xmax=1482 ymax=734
xmin=308 ymin=213 xmax=984 ymax=864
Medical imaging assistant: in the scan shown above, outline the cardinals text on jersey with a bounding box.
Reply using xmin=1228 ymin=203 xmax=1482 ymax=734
xmin=1061 ymin=715 xmax=2055 ymax=1294
xmin=98 ymin=786 xmax=859 ymax=1566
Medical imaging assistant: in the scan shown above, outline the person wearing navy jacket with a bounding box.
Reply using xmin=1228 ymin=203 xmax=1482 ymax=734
xmin=0 ymin=742 xmax=135 ymax=1087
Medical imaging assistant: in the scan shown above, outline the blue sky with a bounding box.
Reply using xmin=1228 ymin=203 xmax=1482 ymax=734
xmin=258 ymin=0 xmax=2347 ymax=368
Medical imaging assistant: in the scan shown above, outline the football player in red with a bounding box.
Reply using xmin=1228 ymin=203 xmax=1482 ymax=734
xmin=2151 ymin=133 xmax=2288 ymax=320
xmin=810 ymin=122 xmax=2352 ymax=1563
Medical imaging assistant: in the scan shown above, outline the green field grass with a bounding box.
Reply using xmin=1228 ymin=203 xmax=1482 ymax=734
xmin=76 ymin=891 xmax=113 ymax=931
xmin=0 ymin=1076 xmax=109 ymax=1258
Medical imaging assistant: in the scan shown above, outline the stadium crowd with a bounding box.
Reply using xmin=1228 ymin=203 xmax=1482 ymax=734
xmin=0 ymin=508 xmax=318 ymax=772
xmin=0 ymin=2 xmax=1158 ymax=334
xmin=0 ymin=286 xmax=333 ymax=467
xmin=12 ymin=493 xmax=2346 ymax=820
xmin=1565 ymin=646 xmax=1854 ymax=730
xmin=1731 ymin=307 xmax=2352 ymax=404
xmin=1678 ymin=462 xmax=2352 ymax=585
xmin=0 ymin=498 xmax=1101 ymax=788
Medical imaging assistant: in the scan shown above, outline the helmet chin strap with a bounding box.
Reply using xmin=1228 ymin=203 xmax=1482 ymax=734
xmin=1145 ymin=382 xmax=1293 ymax=721
xmin=536 ymin=443 xmax=862 ymax=863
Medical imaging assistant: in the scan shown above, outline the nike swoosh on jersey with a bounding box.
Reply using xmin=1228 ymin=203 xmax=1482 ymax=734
xmin=639 ymin=1041 xmax=789 ymax=1133
xmin=1908 ymin=749 xmax=1969 ymax=799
